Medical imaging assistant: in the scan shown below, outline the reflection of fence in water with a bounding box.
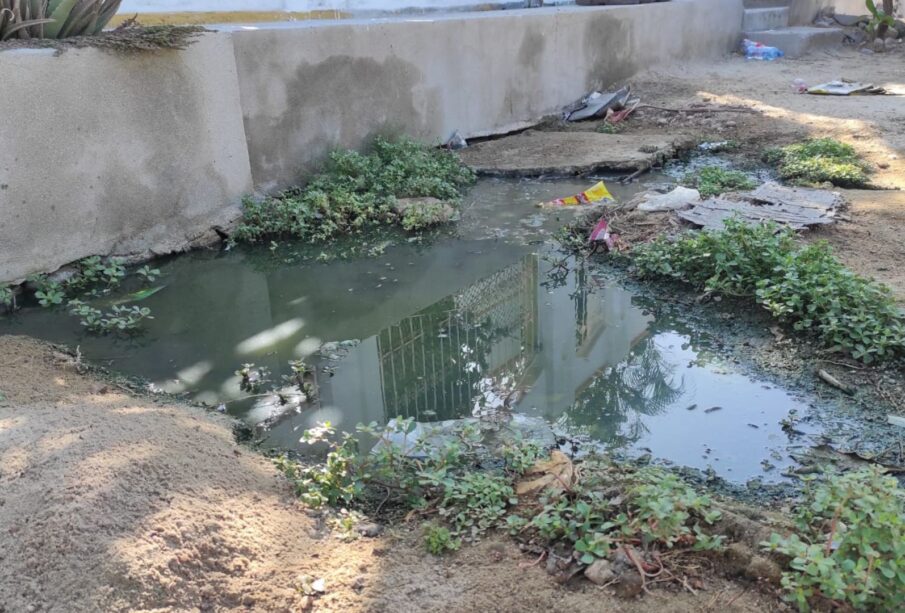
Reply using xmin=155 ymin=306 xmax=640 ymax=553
xmin=377 ymin=256 xmax=539 ymax=422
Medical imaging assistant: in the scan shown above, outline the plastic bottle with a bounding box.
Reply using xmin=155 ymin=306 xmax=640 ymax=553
xmin=742 ymin=39 xmax=784 ymax=61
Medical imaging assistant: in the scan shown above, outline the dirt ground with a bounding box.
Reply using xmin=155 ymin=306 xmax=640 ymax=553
xmin=620 ymin=44 xmax=905 ymax=301
xmin=0 ymin=336 xmax=782 ymax=612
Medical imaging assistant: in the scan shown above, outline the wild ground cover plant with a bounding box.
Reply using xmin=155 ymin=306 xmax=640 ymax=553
xmin=762 ymin=468 xmax=905 ymax=612
xmin=276 ymin=418 xmax=726 ymax=567
xmin=633 ymin=220 xmax=905 ymax=363
xmin=681 ymin=166 xmax=756 ymax=198
xmin=234 ymin=137 xmax=475 ymax=243
xmin=764 ymin=138 xmax=870 ymax=187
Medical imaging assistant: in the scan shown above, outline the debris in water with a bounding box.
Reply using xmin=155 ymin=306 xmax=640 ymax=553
xmin=540 ymin=180 xmax=614 ymax=207
xmin=807 ymin=80 xmax=887 ymax=95
xmin=704 ymin=406 xmax=723 ymax=413
xmin=817 ymin=369 xmax=854 ymax=395
xmin=888 ymin=415 xmax=905 ymax=429
xmin=588 ymin=218 xmax=617 ymax=251
xmin=685 ymin=404 xmax=698 ymax=411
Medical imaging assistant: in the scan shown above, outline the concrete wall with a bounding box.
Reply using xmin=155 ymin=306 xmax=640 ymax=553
xmin=0 ymin=0 xmax=743 ymax=283
xmin=789 ymin=0 xmax=870 ymax=25
xmin=0 ymin=36 xmax=253 ymax=284
xmin=232 ymin=0 xmax=744 ymax=191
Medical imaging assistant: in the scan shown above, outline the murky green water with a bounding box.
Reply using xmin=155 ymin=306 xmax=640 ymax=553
xmin=1 ymin=177 xmax=820 ymax=483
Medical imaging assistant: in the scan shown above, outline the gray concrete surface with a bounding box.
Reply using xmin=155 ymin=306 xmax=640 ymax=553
xmin=458 ymin=131 xmax=689 ymax=176
xmin=743 ymin=6 xmax=790 ymax=30
xmin=1 ymin=0 xmax=745 ymax=283
xmin=0 ymin=35 xmax=253 ymax=283
xmin=231 ymin=0 xmax=745 ymax=192
xmin=742 ymin=25 xmax=845 ymax=56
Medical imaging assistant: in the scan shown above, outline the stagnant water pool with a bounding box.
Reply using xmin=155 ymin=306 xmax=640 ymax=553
xmin=2 ymin=176 xmax=840 ymax=484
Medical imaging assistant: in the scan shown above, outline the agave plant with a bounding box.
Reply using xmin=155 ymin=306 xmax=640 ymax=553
xmin=1 ymin=0 xmax=122 ymax=41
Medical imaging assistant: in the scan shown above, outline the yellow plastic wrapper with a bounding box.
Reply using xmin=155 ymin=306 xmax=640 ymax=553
xmin=541 ymin=180 xmax=614 ymax=207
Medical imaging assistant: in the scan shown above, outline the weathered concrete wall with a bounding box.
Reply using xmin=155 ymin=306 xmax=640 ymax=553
xmin=789 ymin=0 xmax=869 ymax=25
xmin=0 ymin=0 xmax=743 ymax=283
xmin=232 ymin=0 xmax=744 ymax=192
xmin=0 ymin=35 xmax=253 ymax=283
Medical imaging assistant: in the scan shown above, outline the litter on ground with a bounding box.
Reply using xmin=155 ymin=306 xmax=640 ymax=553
xmin=676 ymin=182 xmax=842 ymax=230
xmin=635 ymin=186 xmax=701 ymax=212
xmin=807 ymin=79 xmax=887 ymax=95
xmin=540 ymin=180 xmax=614 ymax=207
xmin=564 ymin=85 xmax=633 ymax=122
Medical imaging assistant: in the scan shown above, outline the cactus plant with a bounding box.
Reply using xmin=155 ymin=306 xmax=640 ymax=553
xmin=1 ymin=0 xmax=122 ymax=41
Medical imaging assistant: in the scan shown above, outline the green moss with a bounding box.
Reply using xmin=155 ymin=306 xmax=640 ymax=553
xmin=682 ymin=166 xmax=756 ymax=198
xmin=764 ymin=138 xmax=870 ymax=187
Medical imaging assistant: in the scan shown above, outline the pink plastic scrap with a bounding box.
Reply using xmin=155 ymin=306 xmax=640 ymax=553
xmin=589 ymin=218 xmax=617 ymax=250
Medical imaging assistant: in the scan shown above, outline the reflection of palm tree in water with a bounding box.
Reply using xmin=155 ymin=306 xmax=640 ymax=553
xmin=559 ymin=334 xmax=685 ymax=446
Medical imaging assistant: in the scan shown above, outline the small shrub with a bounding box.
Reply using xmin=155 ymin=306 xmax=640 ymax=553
xmin=423 ymin=523 xmax=460 ymax=555
xmin=234 ymin=137 xmax=475 ymax=243
xmin=762 ymin=468 xmax=905 ymax=612
xmin=682 ymin=166 xmax=756 ymax=198
xmin=764 ymin=138 xmax=870 ymax=187
xmin=634 ymin=220 xmax=905 ymax=363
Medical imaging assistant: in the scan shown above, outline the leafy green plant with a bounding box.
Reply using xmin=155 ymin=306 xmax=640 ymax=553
xmin=423 ymin=523 xmax=461 ymax=555
xmin=682 ymin=166 xmax=755 ymax=198
xmin=439 ymin=472 xmax=516 ymax=538
xmin=135 ymin=265 xmax=160 ymax=284
xmin=235 ymin=363 xmax=272 ymax=393
xmin=67 ymin=300 xmax=152 ymax=333
xmin=621 ymin=468 xmax=722 ymax=548
xmin=865 ymin=0 xmax=896 ymax=39
xmin=29 ymin=276 xmax=65 ymax=307
xmin=764 ymin=138 xmax=870 ymax=187
xmin=0 ymin=286 xmax=15 ymax=311
xmin=233 ymin=137 xmax=475 ymax=243
xmin=0 ymin=0 xmax=122 ymax=41
xmin=762 ymin=468 xmax=905 ymax=612
xmin=275 ymin=423 xmax=363 ymax=508
xmin=634 ymin=220 xmax=905 ymax=363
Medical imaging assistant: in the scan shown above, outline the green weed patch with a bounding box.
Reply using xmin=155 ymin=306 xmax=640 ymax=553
xmin=764 ymin=138 xmax=870 ymax=187
xmin=234 ymin=137 xmax=475 ymax=243
xmin=633 ymin=220 xmax=905 ymax=363
xmin=681 ymin=166 xmax=756 ymax=198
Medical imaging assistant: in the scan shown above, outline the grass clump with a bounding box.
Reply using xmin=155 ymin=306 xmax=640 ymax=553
xmin=234 ymin=137 xmax=475 ymax=243
xmin=682 ymin=166 xmax=756 ymax=198
xmin=764 ymin=138 xmax=870 ymax=187
xmin=633 ymin=219 xmax=905 ymax=363
xmin=762 ymin=468 xmax=905 ymax=612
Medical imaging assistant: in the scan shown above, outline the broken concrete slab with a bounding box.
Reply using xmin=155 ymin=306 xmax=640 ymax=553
xmin=458 ymin=130 xmax=685 ymax=177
